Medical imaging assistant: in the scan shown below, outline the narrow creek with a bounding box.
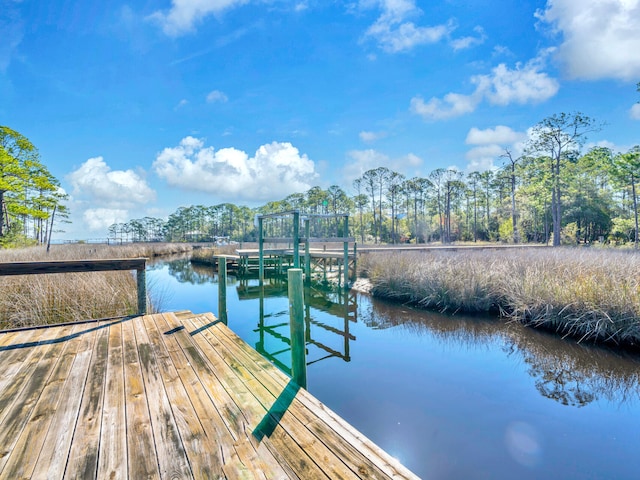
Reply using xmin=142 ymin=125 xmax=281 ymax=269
xmin=147 ymin=257 xmax=640 ymax=479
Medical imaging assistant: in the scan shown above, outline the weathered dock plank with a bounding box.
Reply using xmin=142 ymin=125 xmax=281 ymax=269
xmin=133 ymin=314 xmax=193 ymax=479
xmin=160 ymin=312 xmax=292 ymax=479
xmin=0 ymin=312 xmax=419 ymax=480
xmin=95 ymin=320 xmax=127 ymax=480
xmin=0 ymin=324 xmax=76 ymax=474
xmin=145 ymin=313 xmax=228 ymax=480
xmin=1 ymin=323 xmax=89 ymax=478
xmin=0 ymin=329 xmax=42 ymax=394
xmin=30 ymin=323 xmax=96 ymax=479
xmin=179 ymin=315 xmax=331 ymax=480
xmin=121 ymin=318 xmax=160 ymax=479
xmin=64 ymin=321 xmax=111 ymax=480
xmin=195 ymin=312 xmax=412 ymax=479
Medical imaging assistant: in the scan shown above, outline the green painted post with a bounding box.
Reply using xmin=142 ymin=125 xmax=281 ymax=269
xmin=217 ymin=256 xmax=228 ymax=324
xmin=304 ymin=218 xmax=310 ymax=284
xmin=352 ymin=242 xmax=357 ymax=282
xmin=258 ymin=216 xmax=264 ymax=283
xmin=288 ymin=269 xmax=307 ymax=388
xmin=343 ymin=215 xmax=349 ymax=289
xmin=258 ymin=283 xmax=265 ymax=353
xmin=304 ymin=288 xmax=311 ymax=343
xmin=293 ymin=211 xmax=300 ymax=268
xmin=136 ymin=265 xmax=147 ymax=315
xmin=343 ymin=292 xmax=351 ymax=362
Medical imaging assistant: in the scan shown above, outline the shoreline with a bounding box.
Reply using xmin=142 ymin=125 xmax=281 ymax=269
xmin=356 ymin=247 xmax=640 ymax=350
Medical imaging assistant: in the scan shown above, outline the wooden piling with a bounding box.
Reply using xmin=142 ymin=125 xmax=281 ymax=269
xmin=288 ymin=269 xmax=307 ymax=388
xmin=137 ymin=266 xmax=147 ymax=315
xmin=293 ymin=211 xmax=300 ymax=268
xmin=217 ymin=256 xmax=228 ymax=324
xmin=343 ymin=215 xmax=349 ymax=289
xmin=304 ymin=218 xmax=311 ymax=284
xmin=352 ymin=242 xmax=357 ymax=282
xmin=258 ymin=216 xmax=264 ymax=283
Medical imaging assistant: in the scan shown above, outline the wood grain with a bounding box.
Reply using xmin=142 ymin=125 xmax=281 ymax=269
xmin=0 ymin=258 xmax=146 ymax=276
xmin=0 ymin=312 xmax=418 ymax=480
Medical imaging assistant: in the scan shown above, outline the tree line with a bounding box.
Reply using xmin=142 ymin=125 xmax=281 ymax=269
xmin=0 ymin=126 xmax=68 ymax=248
xmin=111 ymin=113 xmax=639 ymax=249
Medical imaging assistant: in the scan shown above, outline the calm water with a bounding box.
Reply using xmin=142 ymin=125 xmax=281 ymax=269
xmin=148 ymin=257 xmax=640 ymax=479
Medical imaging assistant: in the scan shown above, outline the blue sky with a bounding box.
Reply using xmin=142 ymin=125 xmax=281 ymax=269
xmin=1 ymin=0 xmax=639 ymax=239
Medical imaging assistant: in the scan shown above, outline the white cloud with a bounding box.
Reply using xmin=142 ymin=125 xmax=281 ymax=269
xmin=492 ymin=45 xmax=514 ymax=58
xmin=465 ymin=144 xmax=504 ymax=160
xmin=359 ymin=130 xmax=387 ymax=142
xmin=410 ymin=91 xmax=481 ymax=120
xmin=405 ymin=152 xmax=422 ymax=167
xmin=361 ymin=0 xmax=454 ymax=53
xmin=450 ymin=26 xmax=486 ymax=51
xmin=630 ymin=103 xmax=640 ymax=120
xmin=474 ymin=56 xmax=559 ymax=106
xmin=343 ymin=149 xmax=390 ymax=181
xmin=66 ymin=157 xmax=155 ymax=236
xmin=206 ymin=90 xmax=228 ymax=103
xmin=175 ymin=99 xmax=189 ymax=110
xmin=68 ymin=157 xmax=156 ymax=208
xmin=537 ymin=0 xmax=640 ymax=81
xmin=466 ymin=126 xmax=527 ymax=145
xmin=584 ymin=139 xmax=635 ymax=153
xmin=411 ymin=52 xmax=559 ymax=120
xmin=465 ymin=157 xmax=496 ymax=173
xmin=148 ymin=0 xmax=249 ymax=36
xmin=152 ymin=137 xmax=318 ymax=202
xmin=464 ymin=143 xmax=503 ymax=173
xmin=464 ymin=126 xmax=529 ymax=172
xmin=83 ymin=209 xmax=129 ymax=232
xmin=342 ymin=148 xmax=422 ymax=181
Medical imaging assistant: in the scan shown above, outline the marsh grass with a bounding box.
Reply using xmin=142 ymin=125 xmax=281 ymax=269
xmin=0 ymin=243 xmax=193 ymax=329
xmin=359 ymin=248 xmax=640 ymax=346
xmin=189 ymin=245 xmax=238 ymax=265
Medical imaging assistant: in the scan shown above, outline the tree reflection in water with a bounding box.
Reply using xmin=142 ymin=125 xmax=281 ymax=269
xmin=166 ymin=258 xmax=223 ymax=285
xmin=368 ymin=297 xmax=640 ymax=407
xmin=157 ymin=255 xmax=640 ymax=409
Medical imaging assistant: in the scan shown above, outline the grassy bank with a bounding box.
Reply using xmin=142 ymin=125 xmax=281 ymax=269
xmin=0 ymin=243 xmax=193 ymax=329
xmin=189 ymin=245 xmax=239 ymax=265
xmin=359 ymin=247 xmax=640 ymax=347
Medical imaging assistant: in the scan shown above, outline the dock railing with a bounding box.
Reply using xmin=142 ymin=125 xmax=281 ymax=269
xmin=256 ymin=210 xmax=355 ymax=287
xmin=0 ymin=258 xmax=148 ymax=316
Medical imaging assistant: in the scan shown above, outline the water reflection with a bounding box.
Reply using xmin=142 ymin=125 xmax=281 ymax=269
xmin=369 ymin=298 xmax=640 ymax=407
xmin=151 ymin=257 xmax=640 ymax=479
xmin=158 ymin=257 xmax=640 ymax=408
xmin=506 ymin=329 xmax=640 ymax=407
xmin=236 ymin=277 xmax=355 ymax=376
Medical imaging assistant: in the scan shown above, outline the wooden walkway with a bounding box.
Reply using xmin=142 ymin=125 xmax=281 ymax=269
xmin=0 ymin=311 xmax=418 ymax=479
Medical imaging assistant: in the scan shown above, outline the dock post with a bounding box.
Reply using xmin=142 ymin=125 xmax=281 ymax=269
xmin=352 ymin=242 xmax=357 ymax=282
xmin=293 ymin=210 xmax=300 ymax=268
xmin=288 ymin=268 xmax=307 ymax=388
xmin=258 ymin=216 xmax=264 ymax=283
xmin=304 ymin=218 xmax=310 ymax=284
xmin=217 ymin=256 xmax=228 ymax=325
xmin=343 ymin=215 xmax=349 ymax=289
xmin=136 ymin=263 xmax=147 ymax=315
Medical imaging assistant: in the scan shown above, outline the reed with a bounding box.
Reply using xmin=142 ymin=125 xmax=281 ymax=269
xmin=0 ymin=243 xmax=193 ymax=329
xmin=359 ymin=248 xmax=640 ymax=346
xmin=189 ymin=245 xmax=238 ymax=265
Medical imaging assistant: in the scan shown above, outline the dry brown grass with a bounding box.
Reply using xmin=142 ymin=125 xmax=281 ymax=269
xmin=359 ymin=247 xmax=640 ymax=346
xmin=189 ymin=245 xmax=238 ymax=265
xmin=0 ymin=243 xmax=193 ymax=329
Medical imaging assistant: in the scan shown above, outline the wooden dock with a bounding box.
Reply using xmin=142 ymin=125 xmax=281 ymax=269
xmin=0 ymin=311 xmax=418 ymax=479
